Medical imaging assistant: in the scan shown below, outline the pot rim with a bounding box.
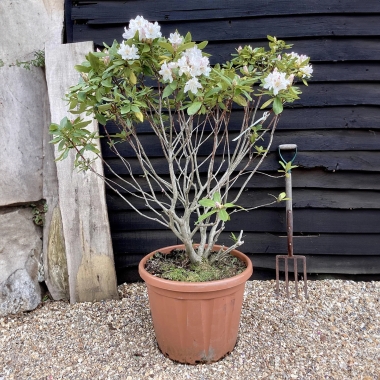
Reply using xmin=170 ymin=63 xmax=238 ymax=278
xmin=138 ymin=244 xmax=253 ymax=292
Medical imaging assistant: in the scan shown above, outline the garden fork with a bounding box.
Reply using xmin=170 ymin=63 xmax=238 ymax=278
xmin=276 ymin=144 xmax=308 ymax=299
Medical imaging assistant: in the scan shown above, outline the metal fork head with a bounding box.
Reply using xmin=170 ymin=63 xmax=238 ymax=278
xmin=276 ymin=255 xmax=308 ymax=299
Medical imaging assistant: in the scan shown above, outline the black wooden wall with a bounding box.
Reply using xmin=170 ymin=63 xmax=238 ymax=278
xmin=67 ymin=0 xmax=380 ymax=282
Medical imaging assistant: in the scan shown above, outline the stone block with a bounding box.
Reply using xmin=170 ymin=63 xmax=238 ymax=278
xmin=0 ymin=208 xmax=43 ymax=316
xmin=0 ymin=0 xmax=64 ymax=206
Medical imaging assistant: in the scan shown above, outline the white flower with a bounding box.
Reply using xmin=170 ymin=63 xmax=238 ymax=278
xmin=178 ymin=56 xmax=191 ymax=76
xmin=159 ymin=62 xmax=174 ymax=83
xmin=122 ymin=15 xmax=161 ymax=41
xmin=289 ymin=52 xmax=309 ymax=66
xmin=122 ymin=27 xmax=136 ymax=40
xmin=177 ymin=47 xmax=211 ymax=78
xmin=183 ymin=46 xmax=203 ymax=61
xmin=168 ymin=31 xmax=183 ymax=48
xmin=262 ymin=68 xmax=291 ymax=95
xmin=299 ymin=64 xmax=313 ymax=78
xmin=144 ymin=21 xmax=162 ymax=40
xmin=184 ymin=77 xmax=202 ymax=95
xmin=117 ymin=42 xmax=140 ymax=60
xmin=168 ymin=62 xmax=178 ymax=70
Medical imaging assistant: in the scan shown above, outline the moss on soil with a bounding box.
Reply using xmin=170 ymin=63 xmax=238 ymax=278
xmin=145 ymin=248 xmax=246 ymax=282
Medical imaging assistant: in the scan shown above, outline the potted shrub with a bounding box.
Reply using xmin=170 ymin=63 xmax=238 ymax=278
xmin=50 ymin=15 xmax=312 ymax=363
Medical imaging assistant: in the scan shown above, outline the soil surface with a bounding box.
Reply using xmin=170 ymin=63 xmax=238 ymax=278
xmin=144 ymin=248 xmax=247 ymax=282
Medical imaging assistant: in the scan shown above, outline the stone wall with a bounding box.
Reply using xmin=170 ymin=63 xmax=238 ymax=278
xmin=0 ymin=0 xmax=118 ymax=316
xmin=0 ymin=0 xmax=65 ymax=316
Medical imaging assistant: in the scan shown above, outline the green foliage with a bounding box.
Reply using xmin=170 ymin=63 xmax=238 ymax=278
xmin=197 ymin=192 xmax=243 ymax=223
xmin=30 ymin=201 xmax=48 ymax=226
xmin=278 ymin=161 xmax=298 ymax=176
xmin=9 ymin=50 xmax=45 ymax=70
xmin=49 ymin=117 xmax=100 ymax=170
xmin=50 ymin=31 xmax=311 ymax=169
xmin=149 ymin=252 xmax=246 ymax=282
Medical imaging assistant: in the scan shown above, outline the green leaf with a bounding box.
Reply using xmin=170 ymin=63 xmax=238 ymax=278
xmin=87 ymin=52 xmax=100 ymax=71
xmin=187 ymin=101 xmax=202 ymax=115
xmin=121 ymin=106 xmax=130 ymax=114
xmin=158 ymin=41 xmax=174 ymax=54
xmin=85 ymin=144 xmax=100 ymax=154
xmin=95 ymin=113 xmax=107 ymax=125
xmin=212 ymin=192 xmax=222 ymax=203
xmin=260 ymin=98 xmax=274 ymax=109
xmin=177 ymin=42 xmax=196 ymax=53
xmin=184 ymin=32 xmax=192 ymax=43
xmin=197 ymin=40 xmax=208 ymax=49
xmin=97 ymin=103 xmax=111 ymax=112
xmin=142 ymin=44 xmax=151 ymax=53
xmin=204 ymin=87 xmax=221 ymax=98
xmin=233 ymin=95 xmax=247 ymax=107
xmin=95 ymin=88 xmax=103 ymax=102
xmin=162 ymin=85 xmax=174 ymax=98
xmin=74 ymin=120 xmax=92 ymax=129
xmin=199 ymin=199 xmax=216 ymax=207
xmin=218 ymin=209 xmax=230 ymax=222
xmin=134 ymin=111 xmax=144 ymax=122
xmin=131 ymin=104 xmax=140 ymax=113
xmin=129 ymin=71 xmax=137 ymax=85
xmin=197 ymin=210 xmax=217 ymax=223
xmin=49 ymin=123 xmax=59 ymax=132
xmin=277 ymin=192 xmax=290 ymax=202
xmin=77 ymin=91 xmax=87 ymax=102
xmin=273 ymin=97 xmax=283 ymax=115
xmin=223 ymin=203 xmax=236 ymax=209
xmin=101 ymin=78 xmax=113 ymax=88
xmin=74 ymin=64 xmax=91 ymax=73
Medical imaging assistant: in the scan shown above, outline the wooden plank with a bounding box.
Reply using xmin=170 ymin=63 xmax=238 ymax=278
xmin=246 ymin=254 xmax=380 ymax=274
xmin=100 ymin=129 xmax=380 ymax=158
xmin=110 ymin=230 xmax=380 ymax=255
xmin=279 ymin=106 xmax=380 ymax=130
xmin=103 ymin=170 xmax=380 ymax=192
xmin=72 ymin=1 xmax=380 ymax=23
xmin=293 ymin=83 xmax=380 ymax=107
xmin=73 ymin=15 xmax=380 ymax=43
xmin=88 ymin=37 xmax=380 ymax=63
xmin=108 ymin=209 xmax=380 ymax=234
xmin=104 ymin=151 xmax=380 ymax=175
xmin=106 ymin=188 xmax=380 ymax=211
xmin=310 ymin=62 xmax=380 ymax=82
xmin=101 ymin=107 xmax=380 ymax=133
xmin=207 ymin=38 xmax=380 ymax=64
xmin=111 ymin=230 xmax=178 ymax=255
xmin=45 ymin=42 xmax=119 ymax=303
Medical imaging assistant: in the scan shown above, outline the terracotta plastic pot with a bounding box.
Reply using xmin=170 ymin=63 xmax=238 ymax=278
xmin=138 ymin=244 xmax=253 ymax=364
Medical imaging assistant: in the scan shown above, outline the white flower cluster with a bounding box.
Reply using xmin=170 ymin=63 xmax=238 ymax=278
xmin=117 ymin=42 xmax=140 ymax=60
xmin=159 ymin=45 xmax=211 ymax=95
xmin=262 ymin=68 xmax=292 ymax=96
xmin=288 ymin=52 xmax=313 ymax=78
xmin=118 ymin=16 xmax=162 ymax=60
xmin=122 ymin=15 xmax=162 ymax=41
xmin=168 ymin=31 xmax=183 ymax=48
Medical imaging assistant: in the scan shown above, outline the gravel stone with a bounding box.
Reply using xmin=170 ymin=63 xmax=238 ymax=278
xmin=0 ymin=280 xmax=379 ymax=379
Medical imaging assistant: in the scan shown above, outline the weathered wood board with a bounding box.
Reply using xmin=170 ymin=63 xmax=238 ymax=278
xmin=45 ymin=42 xmax=118 ymax=302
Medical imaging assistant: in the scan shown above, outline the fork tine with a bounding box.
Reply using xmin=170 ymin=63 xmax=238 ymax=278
xmin=294 ymin=257 xmax=299 ymax=298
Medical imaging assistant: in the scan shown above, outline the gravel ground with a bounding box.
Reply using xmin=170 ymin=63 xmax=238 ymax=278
xmin=0 ymin=280 xmax=379 ymax=380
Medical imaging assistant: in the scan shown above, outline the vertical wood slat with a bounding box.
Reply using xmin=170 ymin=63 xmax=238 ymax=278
xmin=45 ymin=42 xmax=119 ymax=303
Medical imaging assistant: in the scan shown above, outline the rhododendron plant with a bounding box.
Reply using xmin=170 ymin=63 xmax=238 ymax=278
xmin=50 ymin=16 xmax=312 ymax=264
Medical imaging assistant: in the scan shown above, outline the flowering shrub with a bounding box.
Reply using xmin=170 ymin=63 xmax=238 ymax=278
xmin=50 ymin=16 xmax=312 ymax=264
